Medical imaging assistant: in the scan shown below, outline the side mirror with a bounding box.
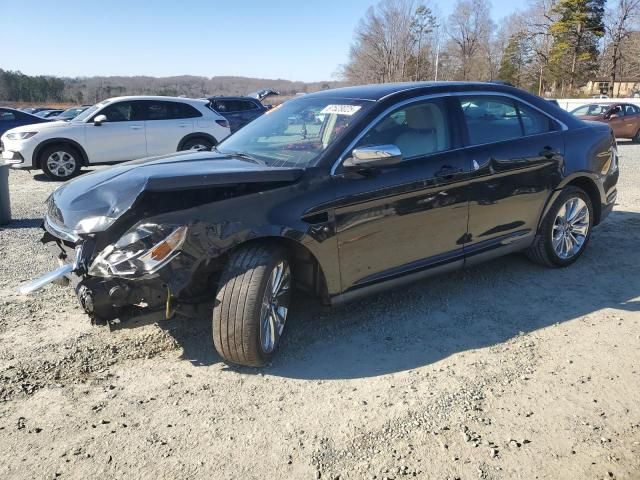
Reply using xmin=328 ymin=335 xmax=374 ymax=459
xmin=93 ymin=114 xmax=107 ymax=126
xmin=343 ymin=144 xmax=403 ymax=169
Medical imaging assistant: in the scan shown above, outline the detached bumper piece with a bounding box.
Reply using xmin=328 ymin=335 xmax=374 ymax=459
xmin=19 ymin=264 xmax=74 ymax=294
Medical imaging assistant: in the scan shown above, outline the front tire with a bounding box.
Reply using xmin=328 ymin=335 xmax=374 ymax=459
xmin=213 ymin=245 xmax=292 ymax=367
xmin=39 ymin=144 xmax=82 ymax=180
xmin=526 ymin=186 xmax=593 ymax=267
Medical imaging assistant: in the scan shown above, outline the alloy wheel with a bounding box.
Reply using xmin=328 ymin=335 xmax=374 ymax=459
xmin=259 ymin=261 xmax=291 ymax=353
xmin=551 ymin=197 xmax=590 ymax=259
xmin=47 ymin=151 xmax=77 ymax=178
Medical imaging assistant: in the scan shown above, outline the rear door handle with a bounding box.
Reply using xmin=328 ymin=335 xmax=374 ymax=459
xmin=130 ymin=125 xmax=143 ymax=130
xmin=178 ymin=123 xmax=190 ymax=128
xmin=435 ymin=165 xmax=463 ymax=178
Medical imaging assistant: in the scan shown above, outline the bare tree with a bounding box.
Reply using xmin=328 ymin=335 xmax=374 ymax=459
xmin=604 ymin=0 xmax=640 ymax=96
xmin=447 ymin=0 xmax=494 ymax=80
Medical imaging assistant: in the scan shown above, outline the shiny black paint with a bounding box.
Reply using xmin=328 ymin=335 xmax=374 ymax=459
xmin=43 ymin=82 xmax=619 ymax=319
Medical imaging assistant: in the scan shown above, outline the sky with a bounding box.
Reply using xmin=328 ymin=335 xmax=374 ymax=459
xmin=2 ymin=0 xmax=529 ymax=82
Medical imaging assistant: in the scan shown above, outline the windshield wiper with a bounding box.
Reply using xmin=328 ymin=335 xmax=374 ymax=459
xmin=215 ymin=148 xmax=267 ymax=166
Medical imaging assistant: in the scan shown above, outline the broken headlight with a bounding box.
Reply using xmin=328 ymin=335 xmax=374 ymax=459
xmin=88 ymin=224 xmax=188 ymax=278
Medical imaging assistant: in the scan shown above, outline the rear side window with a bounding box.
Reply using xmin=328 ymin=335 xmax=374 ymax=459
xmin=143 ymin=101 xmax=202 ymax=120
xmin=624 ymin=104 xmax=639 ymax=115
xmin=211 ymin=99 xmax=257 ymax=112
xmin=0 ymin=112 xmax=15 ymax=121
xmin=459 ymin=96 xmax=555 ymax=145
xmin=355 ymin=98 xmax=452 ymax=159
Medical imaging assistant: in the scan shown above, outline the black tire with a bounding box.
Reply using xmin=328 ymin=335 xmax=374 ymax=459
xmin=633 ymin=129 xmax=640 ymax=143
xmin=179 ymin=137 xmax=214 ymax=151
xmin=39 ymin=144 xmax=82 ymax=180
xmin=526 ymin=186 xmax=594 ymax=268
xmin=213 ymin=245 xmax=292 ymax=367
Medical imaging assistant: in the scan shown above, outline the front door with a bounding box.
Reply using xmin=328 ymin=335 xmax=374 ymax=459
xmin=84 ymin=100 xmax=147 ymax=163
xmin=454 ymin=94 xmax=565 ymax=259
xmin=332 ymin=97 xmax=470 ymax=292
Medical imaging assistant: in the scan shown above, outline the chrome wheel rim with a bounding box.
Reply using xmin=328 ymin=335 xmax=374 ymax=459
xmin=47 ymin=151 xmax=76 ymax=177
xmin=552 ymin=197 xmax=590 ymax=259
xmin=259 ymin=261 xmax=291 ymax=354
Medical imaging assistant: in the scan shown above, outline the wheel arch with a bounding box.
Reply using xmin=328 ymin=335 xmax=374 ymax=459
xmin=224 ymin=236 xmax=330 ymax=303
xmin=177 ymin=132 xmax=218 ymax=151
xmin=33 ymin=138 xmax=89 ymax=168
xmin=539 ymin=173 xmax=604 ymax=229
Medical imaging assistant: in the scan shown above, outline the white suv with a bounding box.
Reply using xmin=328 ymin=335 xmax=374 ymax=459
xmin=1 ymin=96 xmax=231 ymax=180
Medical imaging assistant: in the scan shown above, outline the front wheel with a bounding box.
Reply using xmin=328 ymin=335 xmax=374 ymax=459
xmin=213 ymin=245 xmax=292 ymax=367
xmin=40 ymin=144 xmax=82 ymax=180
xmin=526 ymin=186 xmax=593 ymax=267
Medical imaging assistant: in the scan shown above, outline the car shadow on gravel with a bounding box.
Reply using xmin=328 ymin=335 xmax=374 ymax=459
xmin=1 ymin=218 xmax=42 ymax=229
xmin=149 ymin=209 xmax=640 ymax=378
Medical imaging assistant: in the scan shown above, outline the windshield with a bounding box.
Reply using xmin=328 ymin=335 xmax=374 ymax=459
xmin=571 ymin=104 xmax=611 ymax=116
xmin=72 ymin=101 xmax=109 ymax=122
xmin=59 ymin=107 xmax=86 ymax=119
xmin=216 ymin=97 xmax=373 ymax=168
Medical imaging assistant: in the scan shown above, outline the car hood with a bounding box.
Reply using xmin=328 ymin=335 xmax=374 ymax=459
xmin=46 ymin=151 xmax=304 ymax=236
xmin=3 ymin=120 xmax=70 ymax=135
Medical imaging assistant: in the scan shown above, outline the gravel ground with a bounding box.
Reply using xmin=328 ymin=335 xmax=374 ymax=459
xmin=0 ymin=146 xmax=639 ymax=480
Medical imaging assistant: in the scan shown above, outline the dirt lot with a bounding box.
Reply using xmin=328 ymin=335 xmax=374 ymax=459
xmin=0 ymin=145 xmax=639 ymax=480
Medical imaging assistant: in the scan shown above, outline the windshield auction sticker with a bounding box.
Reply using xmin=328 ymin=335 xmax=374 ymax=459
xmin=320 ymin=105 xmax=362 ymax=116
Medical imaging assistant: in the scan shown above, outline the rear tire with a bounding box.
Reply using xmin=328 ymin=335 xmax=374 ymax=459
xmin=526 ymin=186 xmax=593 ymax=267
xmin=39 ymin=144 xmax=82 ymax=180
xmin=633 ymin=129 xmax=640 ymax=143
xmin=213 ymin=245 xmax=292 ymax=367
xmin=180 ymin=137 xmax=214 ymax=151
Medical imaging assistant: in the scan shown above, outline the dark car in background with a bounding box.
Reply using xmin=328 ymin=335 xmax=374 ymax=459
xmin=21 ymin=82 xmax=618 ymax=367
xmin=19 ymin=107 xmax=51 ymax=115
xmin=53 ymin=106 xmax=90 ymax=121
xmin=571 ymin=102 xmax=640 ymax=142
xmin=35 ymin=109 xmax=64 ymax=118
xmin=0 ymin=107 xmax=52 ymax=138
xmin=208 ymin=96 xmax=269 ymax=132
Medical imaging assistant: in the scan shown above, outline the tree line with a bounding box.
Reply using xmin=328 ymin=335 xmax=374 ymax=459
xmin=342 ymin=0 xmax=640 ymax=97
xmin=0 ymin=70 xmax=340 ymax=105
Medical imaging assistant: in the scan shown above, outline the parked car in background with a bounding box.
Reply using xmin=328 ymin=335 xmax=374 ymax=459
xmin=1 ymin=96 xmax=230 ymax=180
xmin=571 ymin=102 xmax=640 ymax=141
xmin=0 ymin=107 xmax=53 ymax=139
xmin=53 ymin=106 xmax=91 ymax=121
xmin=20 ymin=107 xmax=51 ymax=114
xmin=20 ymin=82 xmax=619 ymax=367
xmin=35 ymin=109 xmax=64 ymax=118
xmin=207 ymin=96 xmax=269 ymax=132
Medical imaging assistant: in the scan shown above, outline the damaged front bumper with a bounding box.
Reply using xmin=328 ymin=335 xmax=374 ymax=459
xmin=19 ymin=219 xmax=208 ymax=325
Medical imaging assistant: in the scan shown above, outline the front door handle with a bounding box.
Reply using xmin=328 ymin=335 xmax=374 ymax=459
xmin=435 ymin=165 xmax=463 ymax=178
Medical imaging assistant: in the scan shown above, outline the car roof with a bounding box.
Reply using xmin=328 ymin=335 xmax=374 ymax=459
xmin=101 ymin=95 xmax=208 ymax=105
xmin=303 ymin=81 xmax=530 ymax=101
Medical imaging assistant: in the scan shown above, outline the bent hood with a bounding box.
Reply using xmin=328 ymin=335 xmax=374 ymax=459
xmin=46 ymin=151 xmax=304 ymax=235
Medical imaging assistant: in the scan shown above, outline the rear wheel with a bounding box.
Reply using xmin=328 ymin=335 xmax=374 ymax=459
xmin=180 ymin=137 xmax=214 ymax=151
xmin=526 ymin=186 xmax=593 ymax=267
xmin=633 ymin=129 xmax=640 ymax=143
xmin=213 ymin=245 xmax=292 ymax=367
xmin=40 ymin=144 xmax=82 ymax=180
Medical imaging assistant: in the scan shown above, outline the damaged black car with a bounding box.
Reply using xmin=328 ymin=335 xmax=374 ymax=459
xmin=21 ymin=82 xmax=619 ymax=367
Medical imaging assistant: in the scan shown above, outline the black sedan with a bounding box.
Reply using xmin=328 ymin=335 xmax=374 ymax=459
xmin=0 ymin=107 xmax=53 ymax=138
xmin=21 ymin=82 xmax=618 ymax=367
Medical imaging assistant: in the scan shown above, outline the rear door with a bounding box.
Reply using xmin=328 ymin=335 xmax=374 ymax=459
xmin=454 ymin=94 xmax=565 ymax=262
xmin=84 ymin=101 xmax=147 ymax=163
xmin=141 ymin=100 xmax=200 ymax=156
xmin=237 ymin=99 xmax=264 ymax=127
xmin=622 ymin=104 xmax=640 ymax=138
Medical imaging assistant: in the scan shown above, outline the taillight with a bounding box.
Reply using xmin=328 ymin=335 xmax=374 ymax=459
xmin=216 ymin=119 xmax=229 ymax=128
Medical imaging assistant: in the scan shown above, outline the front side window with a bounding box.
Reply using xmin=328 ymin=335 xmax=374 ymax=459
xmin=571 ymin=104 xmax=611 ymax=116
xmin=216 ymin=97 xmax=372 ymax=168
xmin=354 ymin=99 xmax=451 ymax=159
xmin=460 ymin=96 xmax=554 ymax=145
xmin=99 ymin=101 xmax=139 ymax=122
